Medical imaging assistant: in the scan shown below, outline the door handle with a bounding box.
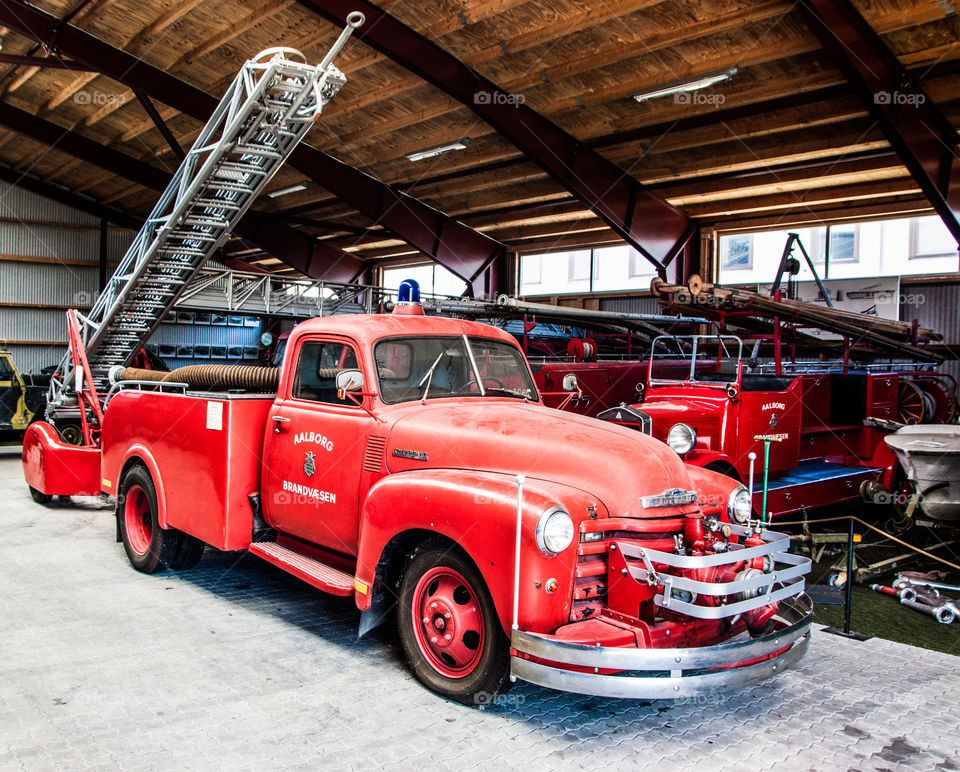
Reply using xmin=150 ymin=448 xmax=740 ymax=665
xmin=272 ymin=415 xmax=291 ymax=433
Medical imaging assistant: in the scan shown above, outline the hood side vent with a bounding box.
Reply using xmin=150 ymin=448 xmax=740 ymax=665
xmin=363 ymin=436 xmax=387 ymax=473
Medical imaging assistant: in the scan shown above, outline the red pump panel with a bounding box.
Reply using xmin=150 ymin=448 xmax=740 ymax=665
xmin=100 ymin=391 xmax=271 ymax=551
xmin=21 ymin=422 xmax=101 ymax=496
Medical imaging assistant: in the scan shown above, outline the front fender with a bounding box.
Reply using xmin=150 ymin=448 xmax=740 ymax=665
xmin=684 ymin=464 xmax=743 ymax=517
xmin=357 ymin=469 xmax=603 ymax=636
xmin=683 ymin=449 xmax=740 ymax=477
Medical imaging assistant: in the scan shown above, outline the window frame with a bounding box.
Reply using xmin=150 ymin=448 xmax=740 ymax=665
xmin=373 ymin=333 xmax=539 ymax=405
xmin=288 ymin=335 xmax=365 ymax=409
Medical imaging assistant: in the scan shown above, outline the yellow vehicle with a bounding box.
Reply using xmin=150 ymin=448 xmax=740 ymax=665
xmin=0 ymin=349 xmax=48 ymax=441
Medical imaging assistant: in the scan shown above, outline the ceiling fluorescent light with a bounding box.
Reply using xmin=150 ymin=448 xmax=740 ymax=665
xmin=405 ymin=139 xmax=470 ymax=162
xmin=268 ymin=183 xmax=307 ymax=198
xmin=631 ymin=66 xmax=739 ymax=103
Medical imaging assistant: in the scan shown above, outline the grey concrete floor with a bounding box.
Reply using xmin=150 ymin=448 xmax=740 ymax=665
xmin=1 ymin=446 xmax=959 ymax=771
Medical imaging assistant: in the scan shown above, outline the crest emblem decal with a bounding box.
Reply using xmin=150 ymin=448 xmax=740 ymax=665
xmin=304 ymin=451 xmax=316 ymax=477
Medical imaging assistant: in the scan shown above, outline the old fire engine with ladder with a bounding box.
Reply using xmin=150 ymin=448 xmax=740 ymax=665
xmin=23 ymin=12 xmax=813 ymax=705
xmin=44 ymin=13 xmax=365 ymax=447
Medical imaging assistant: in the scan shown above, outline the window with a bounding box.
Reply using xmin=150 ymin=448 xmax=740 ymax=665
xmin=382 ymin=263 xmax=467 ymax=298
xmin=374 ymin=340 xmax=413 ymax=380
xmin=568 ymin=250 xmax=591 ymax=281
xmin=828 ymin=224 xmax=858 ymax=264
xmin=911 ymin=216 xmax=956 ymax=259
xmin=628 ymin=248 xmax=658 ymax=278
xmin=292 ymin=341 xmax=359 ymax=405
xmin=721 ymin=234 xmax=752 ymax=270
xmin=520 ymin=254 xmax=542 ymax=286
xmin=374 ymin=336 xmax=537 ymax=404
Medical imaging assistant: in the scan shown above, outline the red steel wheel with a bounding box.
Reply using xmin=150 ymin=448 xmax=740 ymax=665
xmin=117 ymin=465 xmax=180 ymax=574
xmin=398 ymin=544 xmax=510 ymax=705
xmin=411 ymin=566 xmax=485 ymax=677
xmin=124 ymin=485 xmax=153 ymax=556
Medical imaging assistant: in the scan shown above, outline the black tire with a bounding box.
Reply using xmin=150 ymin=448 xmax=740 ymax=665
xmin=397 ymin=543 xmax=510 ymax=705
xmin=169 ymin=533 xmax=205 ymax=570
xmin=29 ymin=486 xmax=52 ymax=505
xmin=117 ymin=465 xmax=180 ymax=574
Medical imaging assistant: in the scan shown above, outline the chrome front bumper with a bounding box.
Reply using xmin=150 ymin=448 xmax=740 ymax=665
xmin=619 ymin=522 xmax=811 ymax=620
xmin=511 ymin=594 xmax=812 ymax=699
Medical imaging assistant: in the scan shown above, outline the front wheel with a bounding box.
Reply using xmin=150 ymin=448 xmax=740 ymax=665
xmin=117 ymin=465 xmax=180 ymax=573
xmin=397 ymin=545 xmax=510 ymax=705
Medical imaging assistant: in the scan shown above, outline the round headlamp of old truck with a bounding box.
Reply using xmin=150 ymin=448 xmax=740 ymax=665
xmin=536 ymin=507 xmax=574 ymax=556
xmin=666 ymin=423 xmax=696 ymax=455
xmin=728 ymin=485 xmax=752 ymax=524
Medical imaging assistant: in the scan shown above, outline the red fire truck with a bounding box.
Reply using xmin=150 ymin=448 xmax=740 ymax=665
xmin=22 ymin=304 xmax=811 ymax=704
xmin=630 ymin=334 xmax=901 ymax=518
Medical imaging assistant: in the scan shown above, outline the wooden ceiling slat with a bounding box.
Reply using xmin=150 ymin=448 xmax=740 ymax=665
xmin=311 ymin=7 xmax=951 ymax=179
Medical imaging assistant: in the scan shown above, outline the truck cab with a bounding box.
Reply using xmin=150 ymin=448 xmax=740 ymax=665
xmin=24 ymin=310 xmax=812 ymax=704
xmin=636 ymin=335 xmax=898 ymax=517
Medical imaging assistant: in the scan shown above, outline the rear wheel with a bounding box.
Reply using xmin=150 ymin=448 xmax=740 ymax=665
xmin=169 ymin=533 xmax=205 ymax=570
xmin=398 ymin=545 xmax=510 ymax=705
xmin=118 ymin=466 xmax=179 ymax=573
xmin=29 ymin=486 xmax=52 ymax=505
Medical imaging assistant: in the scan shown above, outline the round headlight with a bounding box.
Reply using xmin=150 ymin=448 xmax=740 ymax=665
xmin=666 ymin=423 xmax=696 ymax=455
xmin=728 ymin=485 xmax=752 ymax=524
xmin=536 ymin=507 xmax=574 ymax=556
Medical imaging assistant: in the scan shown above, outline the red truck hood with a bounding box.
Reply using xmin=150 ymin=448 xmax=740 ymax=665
xmin=385 ymin=400 xmax=696 ymax=518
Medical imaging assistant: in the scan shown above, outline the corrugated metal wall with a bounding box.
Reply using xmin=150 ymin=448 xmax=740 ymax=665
xmin=900 ymin=282 xmax=960 ymax=382
xmin=598 ymin=296 xmax=661 ymax=315
xmin=0 ymin=180 xmax=135 ymax=373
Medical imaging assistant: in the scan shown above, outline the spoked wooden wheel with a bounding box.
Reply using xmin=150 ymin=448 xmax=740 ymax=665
xmin=897 ymin=380 xmax=927 ymax=424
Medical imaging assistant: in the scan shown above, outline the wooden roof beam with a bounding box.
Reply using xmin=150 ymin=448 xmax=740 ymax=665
xmin=797 ymin=0 xmax=960 ymax=253
xmin=297 ymin=0 xmax=695 ymax=273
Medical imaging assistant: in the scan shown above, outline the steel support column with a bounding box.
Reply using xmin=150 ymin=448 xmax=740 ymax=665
xmin=0 ymin=0 xmax=505 ymax=295
xmin=0 ymin=102 xmax=365 ymax=282
xmin=295 ymin=0 xmax=695 ymax=275
xmin=797 ymin=0 xmax=960 ymax=254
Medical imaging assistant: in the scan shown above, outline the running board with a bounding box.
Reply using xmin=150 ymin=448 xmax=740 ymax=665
xmin=249 ymin=542 xmax=355 ymax=596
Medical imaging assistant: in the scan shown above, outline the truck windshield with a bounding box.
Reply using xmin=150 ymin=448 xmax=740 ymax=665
xmin=374 ymin=336 xmax=538 ymax=404
xmin=649 ymin=335 xmax=743 ymax=386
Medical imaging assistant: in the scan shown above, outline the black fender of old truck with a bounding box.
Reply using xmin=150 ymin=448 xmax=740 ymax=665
xmin=354 ymin=468 xmax=604 ymax=638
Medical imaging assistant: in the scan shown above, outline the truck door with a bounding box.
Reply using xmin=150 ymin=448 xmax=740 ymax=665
xmin=263 ymin=336 xmax=372 ymax=555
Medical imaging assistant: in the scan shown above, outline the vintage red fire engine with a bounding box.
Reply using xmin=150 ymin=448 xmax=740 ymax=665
xmin=22 ymin=301 xmax=811 ymax=704
xmin=631 ymin=334 xmax=901 ymax=518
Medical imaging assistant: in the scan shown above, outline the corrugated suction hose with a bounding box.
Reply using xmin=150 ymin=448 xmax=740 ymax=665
xmin=112 ymin=364 xmax=280 ymax=392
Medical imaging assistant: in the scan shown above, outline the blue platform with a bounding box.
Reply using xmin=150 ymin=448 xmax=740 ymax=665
xmin=753 ymin=460 xmax=881 ymax=492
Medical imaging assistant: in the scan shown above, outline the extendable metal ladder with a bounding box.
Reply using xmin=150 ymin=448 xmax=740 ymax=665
xmin=48 ymin=13 xmax=363 ymax=425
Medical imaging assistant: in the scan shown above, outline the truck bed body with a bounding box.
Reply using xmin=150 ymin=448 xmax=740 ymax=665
xmin=101 ymin=390 xmax=272 ymax=551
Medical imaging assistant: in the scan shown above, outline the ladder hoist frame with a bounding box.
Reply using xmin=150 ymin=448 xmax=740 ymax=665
xmin=46 ymin=13 xmax=364 ymax=447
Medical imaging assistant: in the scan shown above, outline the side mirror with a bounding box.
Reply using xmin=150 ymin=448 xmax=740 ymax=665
xmin=336 ymin=369 xmax=364 ymax=392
